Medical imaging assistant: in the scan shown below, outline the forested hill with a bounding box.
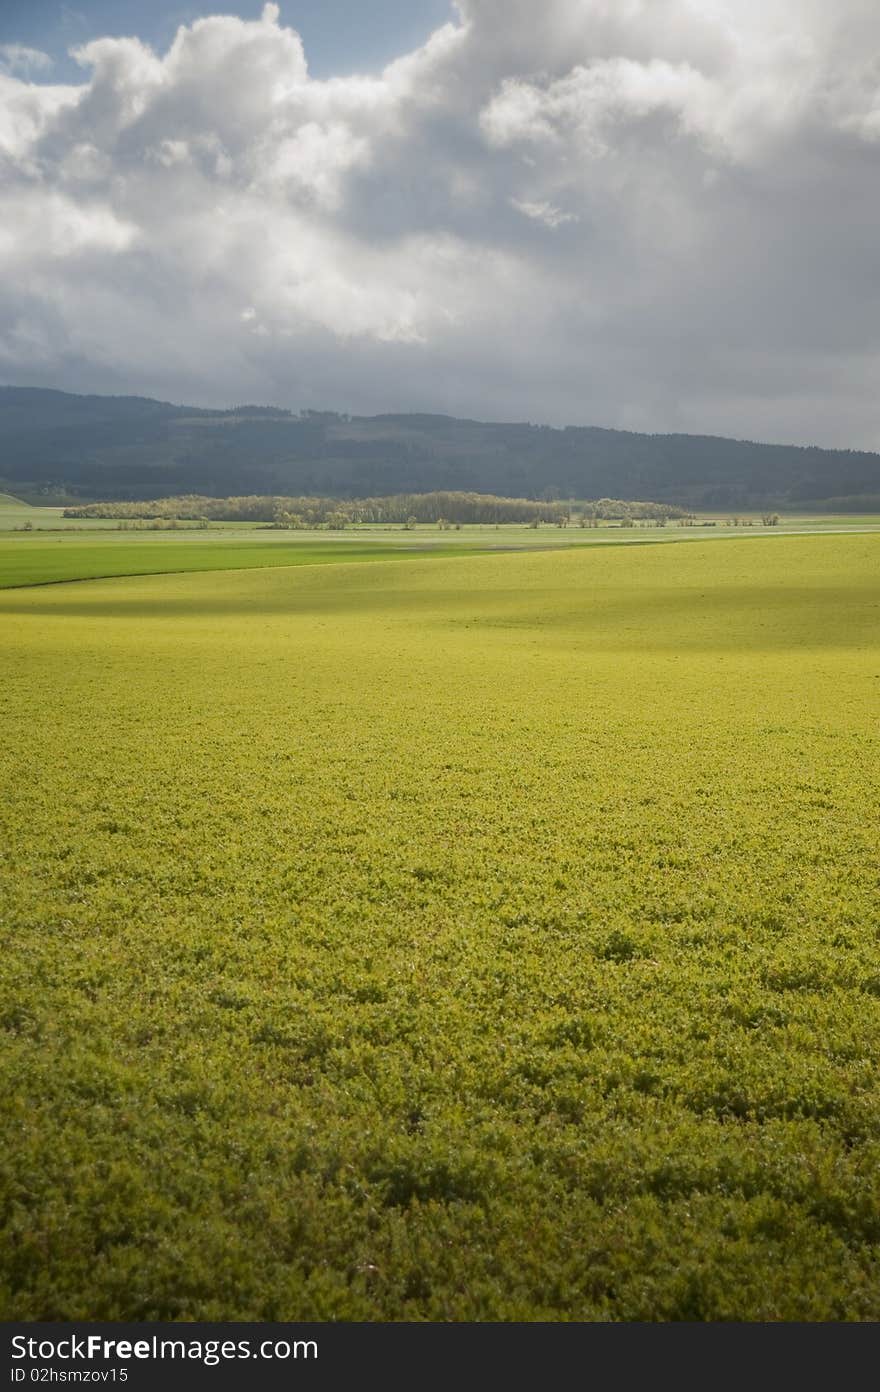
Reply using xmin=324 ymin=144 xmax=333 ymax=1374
xmin=1 ymin=386 xmax=878 ymax=508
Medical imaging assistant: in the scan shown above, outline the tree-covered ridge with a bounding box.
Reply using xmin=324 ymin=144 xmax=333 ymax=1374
xmin=64 ymin=493 xmax=692 ymax=527
xmin=3 ymin=386 xmax=880 ymax=508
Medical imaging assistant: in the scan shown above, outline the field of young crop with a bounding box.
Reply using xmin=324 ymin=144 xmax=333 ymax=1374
xmin=1 ymin=534 xmax=878 ymax=1320
xmin=0 ymin=534 xmax=489 ymax=590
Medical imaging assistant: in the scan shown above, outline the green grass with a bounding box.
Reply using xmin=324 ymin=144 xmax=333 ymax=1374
xmin=0 ymin=536 xmax=493 ymax=588
xmin=0 ymin=494 xmax=35 ymax=531
xmin=1 ymin=535 xmax=879 ymax=1320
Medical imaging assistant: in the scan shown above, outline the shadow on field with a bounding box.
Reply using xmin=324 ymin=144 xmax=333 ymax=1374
xmin=1 ymin=573 xmax=876 ymax=652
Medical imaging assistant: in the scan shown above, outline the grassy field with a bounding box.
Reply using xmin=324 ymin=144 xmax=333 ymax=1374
xmin=0 ymin=535 xmax=493 ymax=589
xmin=1 ymin=534 xmax=879 ymax=1320
xmin=2 ymin=505 xmax=880 ymax=591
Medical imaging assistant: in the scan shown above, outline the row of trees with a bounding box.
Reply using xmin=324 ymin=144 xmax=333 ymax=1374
xmin=580 ymin=498 xmax=692 ymax=522
xmin=66 ymin=495 xmax=282 ymax=522
xmin=64 ymin=491 xmax=693 ymax=526
xmin=273 ymin=493 xmax=573 ymax=527
xmin=65 ymin=491 xmax=570 ymax=525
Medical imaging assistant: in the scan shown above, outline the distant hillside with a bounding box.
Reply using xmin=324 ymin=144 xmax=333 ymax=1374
xmin=1 ymin=386 xmax=878 ymax=508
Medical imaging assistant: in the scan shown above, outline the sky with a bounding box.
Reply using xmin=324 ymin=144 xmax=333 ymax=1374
xmin=2 ymin=0 xmax=880 ymax=447
xmin=0 ymin=1 xmax=454 ymax=82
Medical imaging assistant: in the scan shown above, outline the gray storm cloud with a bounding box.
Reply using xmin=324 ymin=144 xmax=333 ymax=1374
xmin=1 ymin=0 xmax=880 ymax=445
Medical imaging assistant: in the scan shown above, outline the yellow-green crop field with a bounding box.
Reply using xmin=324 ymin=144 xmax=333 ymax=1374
xmin=1 ymin=534 xmax=879 ymax=1320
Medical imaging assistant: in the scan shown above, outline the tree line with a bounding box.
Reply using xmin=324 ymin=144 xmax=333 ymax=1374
xmin=64 ymin=492 xmax=692 ymax=526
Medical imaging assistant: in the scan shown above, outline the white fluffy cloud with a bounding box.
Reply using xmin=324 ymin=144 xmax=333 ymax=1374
xmin=3 ymin=0 xmax=880 ymax=445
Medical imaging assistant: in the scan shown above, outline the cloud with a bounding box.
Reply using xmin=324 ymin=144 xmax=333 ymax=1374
xmin=0 ymin=44 xmax=53 ymax=78
xmin=1 ymin=0 xmax=880 ymax=446
xmin=510 ymin=198 xmax=578 ymax=229
xmin=482 ymin=60 xmax=722 ymax=157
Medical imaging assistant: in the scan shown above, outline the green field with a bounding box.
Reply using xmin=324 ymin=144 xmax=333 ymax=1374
xmin=0 ymin=535 xmax=493 ymax=589
xmin=1 ymin=493 xmax=879 ymax=577
xmin=2 ymin=505 xmax=880 ymax=592
xmin=1 ymin=533 xmax=879 ymax=1320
